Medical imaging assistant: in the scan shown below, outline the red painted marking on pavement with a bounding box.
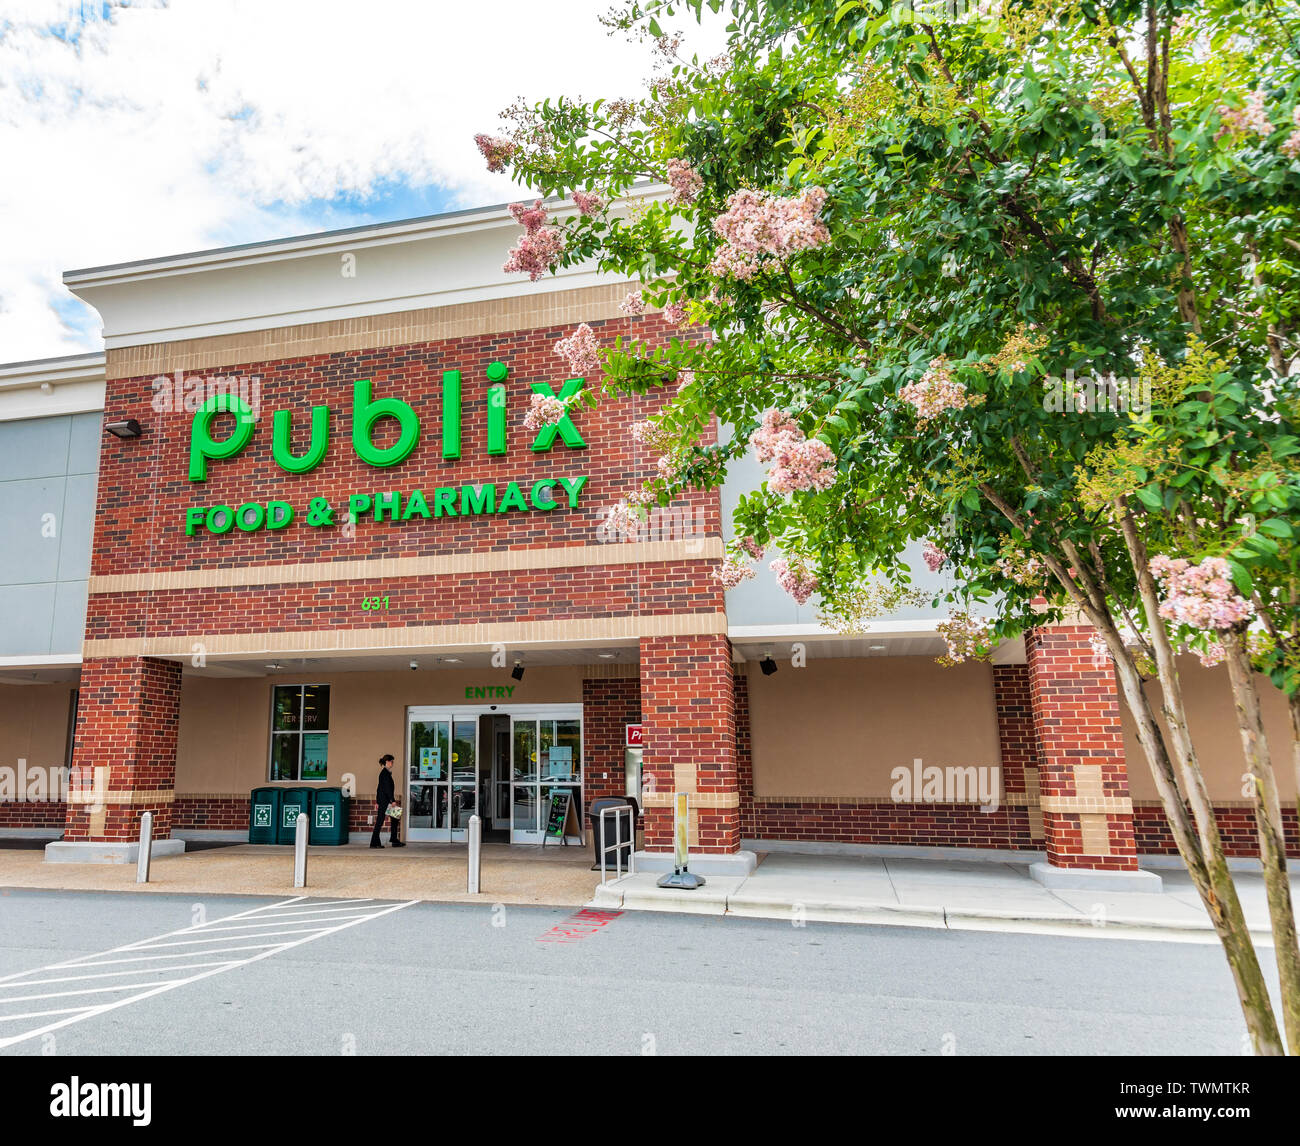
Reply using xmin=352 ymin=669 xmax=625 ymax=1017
xmin=536 ymin=908 xmax=623 ymax=943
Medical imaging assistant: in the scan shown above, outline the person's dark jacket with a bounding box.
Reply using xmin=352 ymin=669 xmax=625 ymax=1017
xmin=376 ymin=767 xmax=395 ymax=805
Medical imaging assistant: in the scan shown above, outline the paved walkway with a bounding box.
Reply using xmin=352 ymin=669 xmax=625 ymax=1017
xmin=3 ymin=841 xmax=1295 ymax=943
xmin=0 ymin=841 xmax=598 ymax=907
xmin=589 ymin=852 xmax=1299 ymax=943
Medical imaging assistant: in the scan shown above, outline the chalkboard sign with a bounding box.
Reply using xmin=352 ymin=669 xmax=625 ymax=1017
xmin=543 ymin=790 xmax=581 ymax=846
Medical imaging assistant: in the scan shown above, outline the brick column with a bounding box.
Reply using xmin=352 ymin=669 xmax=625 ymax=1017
xmin=638 ymin=634 xmax=739 ymax=854
xmin=992 ymin=663 xmax=1042 ymax=848
xmin=1025 ymin=626 xmax=1138 ymax=870
xmin=64 ymin=656 xmax=183 ymax=842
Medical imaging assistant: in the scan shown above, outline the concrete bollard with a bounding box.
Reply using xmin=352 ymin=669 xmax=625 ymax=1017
xmin=293 ymin=812 xmax=308 ymax=888
xmin=467 ymin=813 xmax=481 ymax=894
xmin=136 ymin=811 xmax=153 ymax=884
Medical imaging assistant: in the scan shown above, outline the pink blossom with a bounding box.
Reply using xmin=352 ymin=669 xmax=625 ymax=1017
xmin=600 ymin=501 xmax=642 ymax=542
xmin=1088 ymin=632 xmax=1111 ymax=667
xmin=898 ymin=356 xmax=969 ymax=421
xmin=474 ymin=133 xmax=516 ymax=173
xmin=748 ymin=409 xmax=802 ymax=463
xmin=630 ymin=419 xmax=672 ymax=454
xmin=666 ymin=158 xmax=703 ymax=206
xmin=746 ymin=409 xmax=834 ymax=494
xmin=769 ymin=437 xmax=836 ymax=495
xmin=572 ymin=189 xmax=606 ymax=216
xmin=936 ymin=613 xmax=993 ymax=665
xmin=620 ymin=291 xmax=645 ymax=316
xmin=1215 ymin=90 xmax=1273 ymax=142
xmin=502 ymin=199 xmax=565 ymax=281
xmin=707 ymin=186 xmax=831 ymax=279
xmin=675 ymin=369 xmax=695 ymax=389
xmin=1197 ymin=641 xmax=1226 ymax=668
xmin=770 ymin=557 xmax=819 ymax=605
xmin=1149 ymin=555 xmax=1255 ymax=631
xmin=922 ymin=539 xmax=947 ymax=572
xmin=655 ymin=453 xmax=684 ymax=483
xmin=554 ymin=323 xmax=601 ymax=376
xmin=738 ymin=536 xmax=764 ymax=561
xmin=713 ymin=556 xmax=756 ymax=590
xmin=1282 ymin=107 xmax=1300 ymax=159
xmin=523 ymin=393 xmax=568 ymax=433
xmin=663 ymin=302 xmax=690 ymax=326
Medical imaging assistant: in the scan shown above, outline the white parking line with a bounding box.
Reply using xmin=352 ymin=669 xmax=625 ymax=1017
xmin=0 ymin=896 xmax=417 ymax=1050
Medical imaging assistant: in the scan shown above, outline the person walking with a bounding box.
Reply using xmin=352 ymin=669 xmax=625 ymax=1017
xmin=370 ymin=754 xmax=404 ymax=848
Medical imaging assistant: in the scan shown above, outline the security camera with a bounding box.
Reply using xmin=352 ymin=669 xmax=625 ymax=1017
xmin=409 ymin=660 xmax=418 ymax=671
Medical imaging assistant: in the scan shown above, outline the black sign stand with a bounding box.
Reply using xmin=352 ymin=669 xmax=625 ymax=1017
xmin=542 ymin=790 xmax=581 ymax=847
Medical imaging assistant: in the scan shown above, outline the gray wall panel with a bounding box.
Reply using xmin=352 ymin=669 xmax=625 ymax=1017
xmin=0 ymin=583 xmax=58 ymax=655
xmin=0 ymin=414 xmax=99 ymax=657
xmin=0 ymin=417 xmax=71 ymax=482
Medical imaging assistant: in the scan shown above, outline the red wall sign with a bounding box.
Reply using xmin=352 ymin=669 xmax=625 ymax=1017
xmin=625 ymin=724 xmax=644 ymax=748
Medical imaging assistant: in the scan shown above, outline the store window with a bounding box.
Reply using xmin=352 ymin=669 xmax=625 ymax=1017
xmin=269 ymin=685 xmax=330 ymax=781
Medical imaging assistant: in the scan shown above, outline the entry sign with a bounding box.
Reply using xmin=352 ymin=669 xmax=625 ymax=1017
xmin=625 ymin=724 xmax=644 ymax=748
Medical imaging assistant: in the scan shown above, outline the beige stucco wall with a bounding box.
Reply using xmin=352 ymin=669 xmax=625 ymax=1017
xmin=174 ymin=665 xmax=603 ymax=796
xmin=1119 ymin=659 xmax=1296 ymax=803
xmin=0 ymin=682 xmax=76 ymax=773
xmin=747 ymin=657 xmax=1000 ymax=798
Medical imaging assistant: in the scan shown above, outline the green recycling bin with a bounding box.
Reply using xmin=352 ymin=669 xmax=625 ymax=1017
xmin=249 ymin=787 xmax=281 ymax=845
xmin=277 ymin=787 xmax=315 ymax=844
xmin=310 ymin=788 xmax=349 ymax=846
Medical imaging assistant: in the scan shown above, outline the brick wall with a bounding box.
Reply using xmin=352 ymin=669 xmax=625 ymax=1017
xmin=91 ymin=312 xmax=718 ymax=580
xmin=0 ymin=801 xmax=66 ymax=829
xmin=1134 ymin=804 xmax=1300 ymax=858
xmin=748 ymin=798 xmax=1032 ymax=848
xmin=639 ymin=635 xmax=737 ymax=853
xmin=172 ymin=794 xmax=249 ymax=833
xmin=86 ymin=561 xmax=721 ymax=642
xmin=65 ymin=657 xmax=183 ymax=841
xmin=735 ymin=671 xmax=754 ymax=839
xmin=1026 ymin=626 xmax=1138 ymax=871
xmin=580 ymin=677 xmax=641 ymax=817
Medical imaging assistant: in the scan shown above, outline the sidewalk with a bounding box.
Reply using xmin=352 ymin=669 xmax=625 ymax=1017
xmin=588 ymin=852 xmax=1298 ymax=943
xmin=0 ymin=840 xmax=598 ymax=907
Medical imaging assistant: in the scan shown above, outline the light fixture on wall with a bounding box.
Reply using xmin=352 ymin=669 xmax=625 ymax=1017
xmin=760 ymin=653 xmax=778 ymax=676
xmin=105 ymin=419 xmax=143 ymax=439
xmin=511 ymin=661 xmax=525 ymax=681
xmin=440 ymin=656 xmax=461 ymax=664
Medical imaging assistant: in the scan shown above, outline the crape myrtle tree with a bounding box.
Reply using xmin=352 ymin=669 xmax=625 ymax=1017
xmin=476 ymin=0 xmax=1300 ymax=1051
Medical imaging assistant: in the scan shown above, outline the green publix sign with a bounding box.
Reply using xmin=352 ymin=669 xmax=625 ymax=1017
xmin=185 ymin=364 xmax=588 ymax=536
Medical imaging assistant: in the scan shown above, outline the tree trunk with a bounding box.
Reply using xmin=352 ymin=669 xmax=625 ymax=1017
xmin=1111 ymin=503 xmax=1285 ymax=1052
xmin=1105 ymin=637 xmax=1285 ymax=1054
xmin=1223 ymin=630 xmax=1300 ymax=1053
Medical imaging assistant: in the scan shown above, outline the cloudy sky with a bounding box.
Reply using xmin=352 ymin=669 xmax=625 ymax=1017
xmin=1 ymin=0 xmax=723 ymax=363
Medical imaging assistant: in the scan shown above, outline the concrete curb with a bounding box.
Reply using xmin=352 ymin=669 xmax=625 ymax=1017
xmin=588 ymin=880 xmax=1278 ymax=944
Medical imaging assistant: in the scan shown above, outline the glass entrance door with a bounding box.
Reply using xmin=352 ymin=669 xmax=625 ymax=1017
xmin=407 ymin=711 xmax=479 ymax=842
xmin=508 ymin=711 xmax=583 ymax=845
xmin=406 ymin=704 xmax=580 ymax=844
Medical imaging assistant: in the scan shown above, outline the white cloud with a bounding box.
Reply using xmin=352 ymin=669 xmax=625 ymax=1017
xmin=0 ymin=0 xmax=724 ymax=361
